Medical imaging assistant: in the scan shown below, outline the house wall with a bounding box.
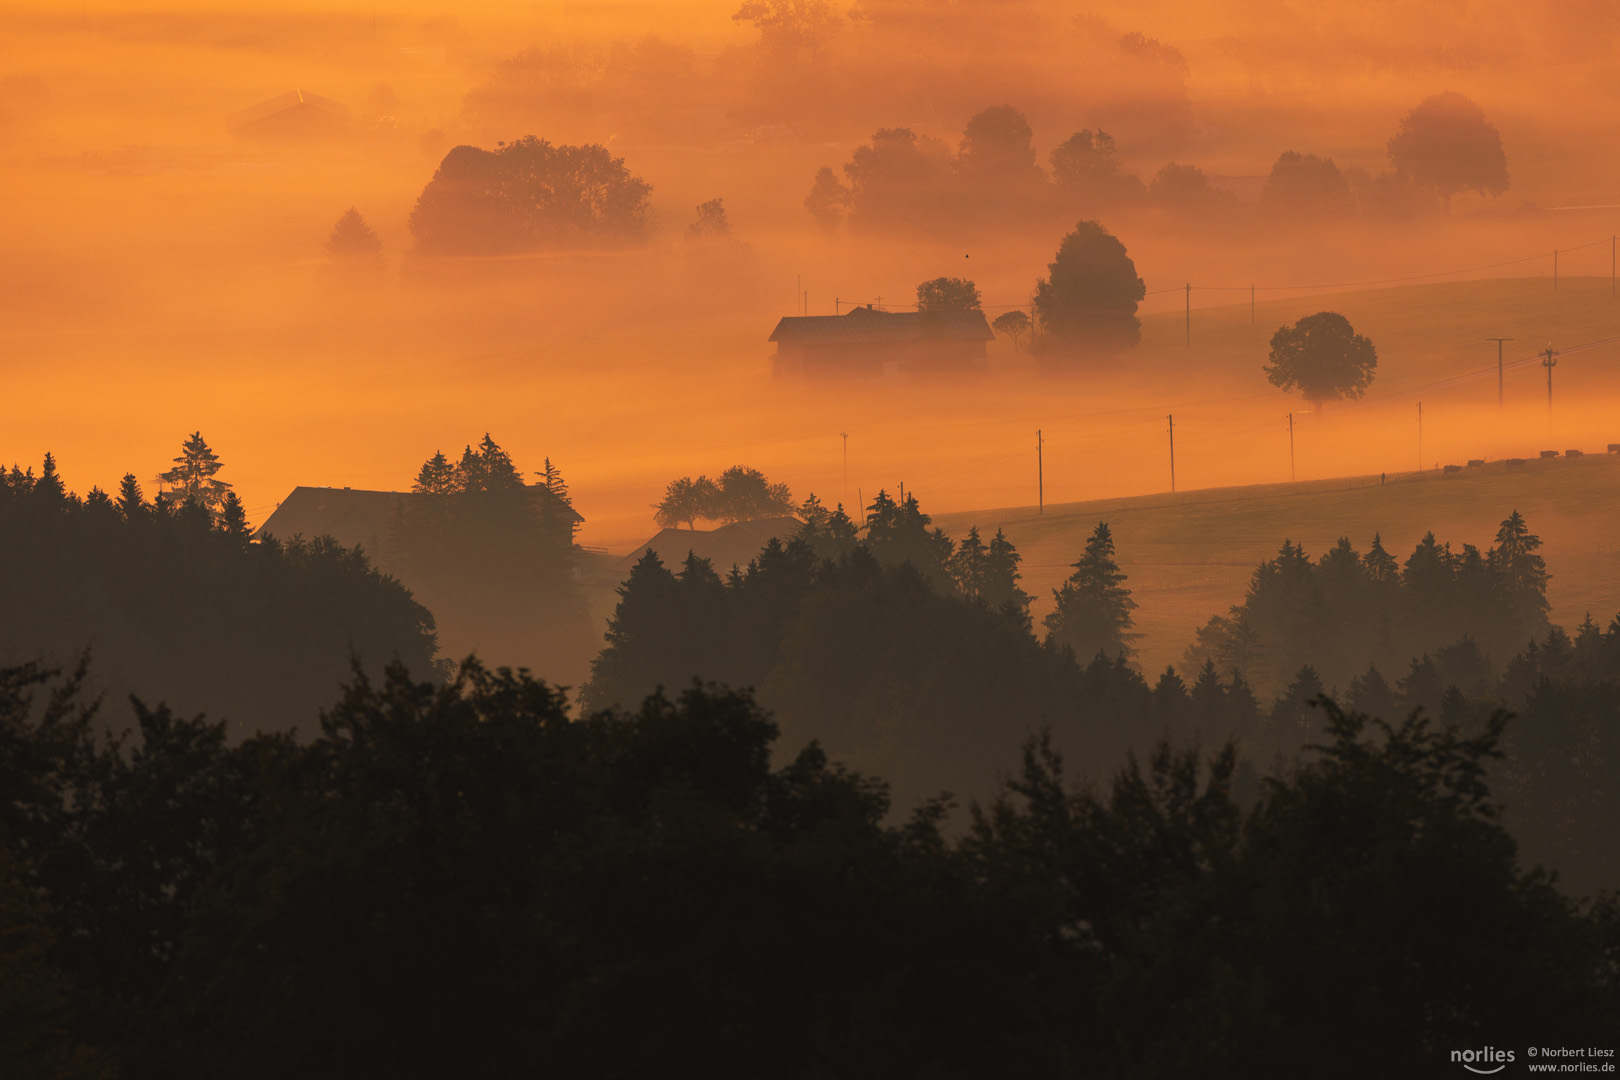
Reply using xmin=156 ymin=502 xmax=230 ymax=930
xmin=773 ymin=340 xmax=987 ymax=377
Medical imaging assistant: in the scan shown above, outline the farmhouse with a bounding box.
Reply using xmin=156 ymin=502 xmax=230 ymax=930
xmin=228 ymin=90 xmax=353 ymax=142
xmin=255 ymin=485 xmax=582 ymax=554
xmin=768 ymin=306 xmax=994 ymax=376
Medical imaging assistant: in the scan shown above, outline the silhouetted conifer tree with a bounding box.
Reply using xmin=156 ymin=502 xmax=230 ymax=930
xmin=1044 ymin=521 xmax=1138 ymax=660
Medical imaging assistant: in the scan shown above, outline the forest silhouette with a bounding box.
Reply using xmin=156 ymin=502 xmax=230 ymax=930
xmin=5 ymin=0 xmax=1620 ymax=1072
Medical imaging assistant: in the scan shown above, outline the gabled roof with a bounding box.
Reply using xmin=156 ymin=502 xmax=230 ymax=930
xmin=254 ymin=485 xmax=583 ymax=548
xmin=227 ymin=90 xmax=353 ymax=137
xmin=768 ymin=307 xmax=994 ymax=345
xmin=616 ymin=516 xmax=804 ymax=573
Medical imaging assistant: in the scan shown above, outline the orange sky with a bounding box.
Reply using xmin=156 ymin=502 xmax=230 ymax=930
xmin=4 ymin=0 xmax=1619 ymax=549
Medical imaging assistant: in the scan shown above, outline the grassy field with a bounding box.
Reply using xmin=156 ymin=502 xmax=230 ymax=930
xmin=933 ymin=451 xmax=1620 ymax=686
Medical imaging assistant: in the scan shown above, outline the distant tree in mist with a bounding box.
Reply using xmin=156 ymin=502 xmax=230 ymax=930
xmin=842 ymin=128 xmax=955 ymax=232
xmin=956 ymin=105 xmax=1046 ymax=194
xmin=1033 ymin=220 xmax=1145 ymax=355
xmin=1264 ymin=311 xmax=1378 ymax=408
xmin=1049 ymin=129 xmax=1142 ymax=207
xmin=156 ymin=432 xmax=232 ymax=518
xmin=408 ymin=137 xmax=651 ymax=255
xmin=991 ymin=309 xmax=1031 ymax=349
xmin=732 ymin=0 xmax=840 ymax=59
xmin=915 ymin=276 xmax=981 ymax=312
xmin=1260 ymin=152 xmax=1354 ymax=220
xmin=685 ymin=198 xmax=731 ymax=242
xmin=1148 ymin=162 xmax=1233 ymax=214
xmin=803 ymin=166 xmax=849 ymax=232
xmin=1344 ymin=166 xmax=1441 ymax=220
xmin=1044 ymin=521 xmax=1138 ymax=661
xmin=652 ymin=468 xmax=792 ymax=528
xmin=324 ymin=207 xmax=383 ymax=262
xmin=715 ymin=466 xmax=795 ymax=523
xmin=1387 ymin=92 xmax=1508 ymax=214
xmin=654 ymin=475 xmax=720 ymax=530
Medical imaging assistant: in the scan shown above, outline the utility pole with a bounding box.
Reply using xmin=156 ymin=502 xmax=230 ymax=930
xmin=1184 ymin=283 xmax=1191 ymax=347
xmin=1037 ymin=429 xmax=1044 ymax=514
xmin=1167 ymin=414 xmax=1176 ymax=493
xmin=1486 ymin=338 xmax=1514 ymax=409
xmin=840 ymin=431 xmax=848 ymax=505
xmin=1417 ymin=402 xmax=1422 ymax=472
xmin=1542 ymin=344 xmax=1559 ymax=413
xmin=1288 ymin=412 xmax=1295 ymax=482
xmin=836 ymin=297 xmax=841 ymax=315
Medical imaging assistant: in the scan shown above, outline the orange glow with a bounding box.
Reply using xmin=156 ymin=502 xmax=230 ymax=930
xmin=5 ymin=0 xmax=1619 ymax=668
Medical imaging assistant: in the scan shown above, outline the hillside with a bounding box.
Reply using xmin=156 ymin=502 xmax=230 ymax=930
xmin=933 ymin=449 xmax=1620 ymax=686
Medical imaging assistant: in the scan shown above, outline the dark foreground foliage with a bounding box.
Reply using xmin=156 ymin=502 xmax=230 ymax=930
xmin=0 ymin=457 xmax=440 ymax=735
xmin=2 ymin=659 xmax=1615 ymax=1079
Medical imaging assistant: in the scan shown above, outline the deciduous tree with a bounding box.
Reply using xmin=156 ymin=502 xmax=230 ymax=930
xmin=1264 ymin=311 xmax=1378 ymax=407
xmin=1387 ymin=91 xmax=1508 ymax=213
xmin=1033 ymin=220 xmax=1145 ymax=355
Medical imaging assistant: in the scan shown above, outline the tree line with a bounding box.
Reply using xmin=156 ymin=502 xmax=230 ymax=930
xmin=806 ymin=93 xmax=1507 ymax=236
xmin=2 ymin=652 xmax=1614 ymax=1077
xmin=1184 ymin=512 xmax=1553 ymax=698
xmin=0 ymin=448 xmax=439 ymax=735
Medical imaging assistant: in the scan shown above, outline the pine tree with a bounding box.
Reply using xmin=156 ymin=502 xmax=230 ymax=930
xmin=31 ymin=452 xmax=68 ymax=507
xmin=116 ymin=473 xmax=147 ymax=522
xmin=949 ymin=526 xmax=991 ymax=601
xmin=219 ymin=491 xmax=251 ymax=546
xmin=1489 ymin=510 xmax=1549 ymax=630
xmin=1347 ymin=663 xmax=1396 ymax=718
xmin=413 ymin=451 xmax=459 ymax=495
xmin=157 ymin=432 xmax=232 ymax=517
xmin=538 ymin=458 xmax=571 ymax=504
xmin=325 ymin=207 xmax=383 ymax=259
xmin=1362 ymin=532 xmax=1400 ymax=584
xmin=797 ymin=493 xmax=830 ymax=531
xmin=985 ymin=528 xmax=1032 ymax=621
xmin=1044 ymin=521 xmax=1138 ymax=660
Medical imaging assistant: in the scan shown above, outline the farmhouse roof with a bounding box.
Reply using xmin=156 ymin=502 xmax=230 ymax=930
xmin=227 ymin=90 xmax=352 ymax=133
xmin=254 ymin=484 xmax=583 ymax=548
xmin=768 ymin=307 xmax=994 ymax=346
xmin=616 ymin=516 xmax=804 ymax=573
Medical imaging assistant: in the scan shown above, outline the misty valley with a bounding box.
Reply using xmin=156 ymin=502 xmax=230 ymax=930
xmin=3 ymin=0 xmax=1620 ymax=1076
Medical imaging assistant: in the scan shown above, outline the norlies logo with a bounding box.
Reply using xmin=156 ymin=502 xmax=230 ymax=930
xmin=1453 ymin=1047 xmax=1516 ymax=1074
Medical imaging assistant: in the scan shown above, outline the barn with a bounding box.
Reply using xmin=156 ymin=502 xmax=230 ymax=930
xmin=254 ymin=485 xmax=583 ymax=554
xmin=228 ymin=90 xmax=353 ymax=142
xmin=768 ymin=306 xmax=994 ymax=377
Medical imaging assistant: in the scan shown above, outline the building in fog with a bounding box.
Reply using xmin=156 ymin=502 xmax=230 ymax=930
xmin=768 ymin=306 xmax=995 ymax=377
xmin=228 ymin=90 xmax=353 ymax=142
xmin=254 ymin=485 xmax=583 ymax=554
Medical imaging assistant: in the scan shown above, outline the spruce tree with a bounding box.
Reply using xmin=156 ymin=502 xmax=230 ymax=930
xmin=1043 ymin=521 xmax=1138 ymax=660
xmin=985 ymin=528 xmax=1032 ymax=622
xmin=949 ymin=526 xmax=991 ymax=601
xmin=116 ymin=474 xmax=146 ymax=522
xmin=156 ymin=433 xmax=231 ymax=517
xmin=325 ymin=207 xmax=383 ymax=259
xmin=1490 ymin=510 xmax=1549 ymax=631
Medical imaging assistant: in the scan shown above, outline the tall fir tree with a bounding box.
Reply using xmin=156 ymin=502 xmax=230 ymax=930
xmin=1043 ymin=521 xmax=1138 ymax=660
xmin=156 ymin=432 xmax=231 ymax=517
